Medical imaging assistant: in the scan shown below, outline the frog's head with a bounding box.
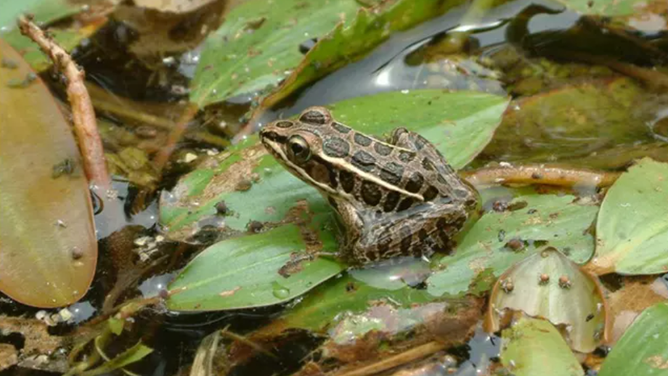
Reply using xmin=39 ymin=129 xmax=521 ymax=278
xmin=260 ymin=107 xmax=342 ymax=195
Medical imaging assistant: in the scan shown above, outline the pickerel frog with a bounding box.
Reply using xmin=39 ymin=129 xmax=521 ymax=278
xmin=260 ymin=107 xmax=480 ymax=265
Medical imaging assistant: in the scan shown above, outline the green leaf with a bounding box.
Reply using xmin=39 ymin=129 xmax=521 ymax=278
xmin=486 ymin=248 xmax=607 ymax=353
xmin=500 ymin=317 xmax=584 ymax=376
xmin=587 ymin=158 xmax=668 ymax=275
xmin=0 ymin=0 xmax=77 ymax=26
xmin=190 ymin=0 xmax=362 ymax=107
xmin=167 ymin=223 xmax=345 ymax=311
xmin=266 ymin=259 xmax=437 ymax=333
xmin=0 ymin=37 xmax=97 ymax=308
xmin=257 ymin=0 xmax=468 ymax=110
xmin=160 ymin=90 xmax=509 ymax=241
xmin=599 ymin=301 xmax=668 ymax=376
xmin=82 ymin=342 xmax=153 ymax=376
xmin=427 ymin=192 xmax=598 ymax=298
xmin=552 ymin=0 xmax=665 ymax=31
xmin=0 ymin=0 xmax=89 ymax=71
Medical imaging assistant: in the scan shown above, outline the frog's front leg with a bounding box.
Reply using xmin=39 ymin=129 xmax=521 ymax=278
xmin=349 ymin=201 xmax=469 ymax=265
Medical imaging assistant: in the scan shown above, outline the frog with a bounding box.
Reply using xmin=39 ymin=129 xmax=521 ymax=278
xmin=259 ymin=106 xmax=480 ymax=265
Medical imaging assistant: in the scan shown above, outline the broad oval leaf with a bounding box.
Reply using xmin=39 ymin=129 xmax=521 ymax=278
xmin=0 ymin=37 xmax=96 ymax=307
xmin=167 ymin=222 xmax=344 ymax=311
xmin=500 ymin=317 xmax=584 ymax=376
xmin=586 ymin=158 xmax=668 ymax=275
xmin=598 ymin=301 xmax=668 ymax=376
xmin=484 ymin=248 xmax=608 ymax=353
xmin=426 ymin=192 xmax=598 ymax=298
xmin=160 ymin=90 xmax=509 ymax=241
xmin=190 ymin=0 xmax=362 ymax=107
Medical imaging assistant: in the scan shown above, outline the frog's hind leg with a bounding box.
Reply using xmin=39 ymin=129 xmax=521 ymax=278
xmin=389 ymin=128 xmax=455 ymax=175
xmin=352 ymin=204 xmax=468 ymax=264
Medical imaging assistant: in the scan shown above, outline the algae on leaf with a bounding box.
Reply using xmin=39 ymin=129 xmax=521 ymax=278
xmin=587 ymin=158 xmax=668 ymax=275
xmin=190 ymin=0 xmax=362 ymax=107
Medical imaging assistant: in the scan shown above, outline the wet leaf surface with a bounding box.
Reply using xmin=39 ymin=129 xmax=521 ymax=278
xmin=484 ymin=248 xmax=607 ymax=353
xmin=598 ymin=301 xmax=668 ymax=376
xmin=257 ymin=0 xmax=468 ymax=111
xmin=500 ymin=317 xmax=584 ymax=376
xmin=555 ymin=0 xmax=667 ymax=32
xmin=167 ymin=223 xmax=344 ymax=311
xmin=160 ymin=90 xmax=509 ymax=242
xmin=586 ymin=158 xmax=668 ymax=275
xmin=427 ymin=192 xmax=598 ymax=298
xmin=190 ymin=0 xmax=362 ymax=106
xmin=0 ymin=38 xmax=97 ymax=308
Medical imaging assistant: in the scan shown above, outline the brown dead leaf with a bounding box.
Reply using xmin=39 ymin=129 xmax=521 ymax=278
xmin=0 ymin=344 xmax=17 ymax=371
xmin=607 ymin=276 xmax=668 ymax=344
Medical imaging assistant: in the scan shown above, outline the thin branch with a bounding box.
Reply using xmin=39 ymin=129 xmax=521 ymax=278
xmin=332 ymin=341 xmax=446 ymax=376
xmin=18 ymin=16 xmax=111 ymax=189
xmin=461 ymin=164 xmax=621 ymax=189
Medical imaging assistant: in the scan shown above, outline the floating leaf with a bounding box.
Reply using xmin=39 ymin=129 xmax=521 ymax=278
xmin=599 ymin=301 xmax=668 ymax=376
xmin=160 ymin=90 xmax=509 ymax=242
xmin=190 ymin=0 xmax=362 ymax=107
xmin=607 ymin=277 xmax=668 ymax=344
xmin=0 ymin=38 xmax=96 ymax=308
xmin=427 ymin=192 xmax=598 ymax=298
xmin=257 ymin=0 xmax=468 ymax=111
xmin=167 ymin=223 xmax=344 ymax=311
xmin=553 ymin=0 xmax=666 ymax=32
xmin=586 ymin=158 xmax=668 ymax=275
xmin=484 ymin=248 xmax=608 ymax=353
xmin=500 ymin=317 xmax=584 ymax=376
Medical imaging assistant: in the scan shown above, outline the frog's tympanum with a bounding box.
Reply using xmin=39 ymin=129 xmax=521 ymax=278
xmin=260 ymin=107 xmax=480 ymax=265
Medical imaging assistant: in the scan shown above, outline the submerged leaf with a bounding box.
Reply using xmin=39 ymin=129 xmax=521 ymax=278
xmin=598 ymin=301 xmax=668 ymax=376
xmin=500 ymin=317 xmax=584 ymax=376
xmin=190 ymin=0 xmax=362 ymax=106
xmin=427 ymin=192 xmax=598 ymax=298
xmin=0 ymin=38 xmax=96 ymax=308
xmin=586 ymin=158 xmax=668 ymax=275
xmin=82 ymin=342 xmax=153 ymax=376
xmin=484 ymin=248 xmax=608 ymax=353
xmin=167 ymin=223 xmax=344 ymax=311
xmin=257 ymin=0 xmax=468 ymax=111
xmin=160 ymin=90 xmax=508 ymax=242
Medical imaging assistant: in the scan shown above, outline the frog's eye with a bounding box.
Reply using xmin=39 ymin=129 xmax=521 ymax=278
xmin=287 ymin=135 xmax=311 ymax=164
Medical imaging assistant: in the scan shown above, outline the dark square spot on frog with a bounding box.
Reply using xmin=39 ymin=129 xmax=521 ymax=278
xmin=397 ymin=198 xmax=414 ymax=212
xmin=383 ymin=191 xmax=400 ymax=212
xmin=422 ymin=158 xmax=435 ymax=171
xmin=275 ymin=120 xmax=294 ymax=128
xmin=361 ymin=180 xmax=382 ymax=206
xmin=352 ymin=150 xmax=376 ymax=172
xmin=405 ymin=172 xmax=424 ymax=193
xmin=323 ymin=137 xmax=350 ymax=158
xmin=354 ymin=133 xmax=372 ymax=146
xmin=380 ymin=162 xmax=404 ymax=185
xmin=339 ymin=170 xmax=355 ymax=193
xmin=300 ymin=110 xmax=329 ymax=125
xmin=331 ymin=122 xmax=351 ymax=134
xmin=398 ymin=151 xmax=416 ymax=163
xmin=374 ymin=142 xmax=392 ymax=156
xmin=423 ymin=185 xmax=438 ymax=201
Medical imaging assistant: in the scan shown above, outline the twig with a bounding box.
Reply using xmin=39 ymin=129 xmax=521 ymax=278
xmin=18 ymin=16 xmax=111 ymax=189
xmin=332 ymin=341 xmax=446 ymax=376
xmin=461 ymin=164 xmax=621 ymax=189
xmin=152 ymin=103 xmax=199 ymax=172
